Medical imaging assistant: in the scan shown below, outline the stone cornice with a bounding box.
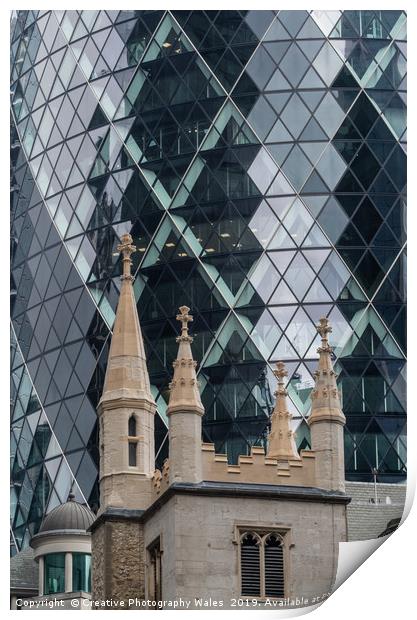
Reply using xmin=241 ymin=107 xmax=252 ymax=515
xmin=89 ymin=481 xmax=351 ymax=532
xmin=97 ymin=396 xmax=156 ymax=415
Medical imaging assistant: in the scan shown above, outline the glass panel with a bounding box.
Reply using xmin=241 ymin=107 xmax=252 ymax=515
xmin=280 ymin=94 xmax=310 ymax=139
xmin=129 ymin=441 xmax=137 ymax=466
xmin=283 ymin=253 xmax=315 ymax=301
xmin=247 ymin=97 xmax=277 ymax=141
xmin=72 ymin=553 xmax=92 ymax=592
xmin=314 ymin=93 xmax=345 ymax=138
xmin=279 ymin=43 xmax=309 ymax=87
xmin=246 ymin=46 xmax=276 ymax=89
xmin=247 ymin=148 xmax=278 ymax=194
xmin=281 ymin=146 xmax=313 ymax=191
xmin=315 ymin=145 xmax=347 ymax=190
xmin=44 ymin=552 xmax=66 ymax=595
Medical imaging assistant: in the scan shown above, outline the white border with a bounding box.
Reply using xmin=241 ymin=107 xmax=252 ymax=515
xmin=2 ymin=1 xmax=414 ymax=619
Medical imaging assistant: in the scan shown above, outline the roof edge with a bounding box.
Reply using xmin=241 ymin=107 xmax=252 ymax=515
xmin=89 ymin=481 xmax=350 ymax=532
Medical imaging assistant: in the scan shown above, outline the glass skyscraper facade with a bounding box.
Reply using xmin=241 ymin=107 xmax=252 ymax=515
xmin=11 ymin=10 xmax=406 ymax=554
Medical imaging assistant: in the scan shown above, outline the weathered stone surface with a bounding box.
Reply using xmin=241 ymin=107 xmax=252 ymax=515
xmin=166 ymin=307 xmax=204 ymax=485
xmin=92 ymin=519 xmax=145 ymax=606
xmin=92 ymin=252 xmax=350 ymax=610
xmin=91 ymin=523 xmax=105 ymax=602
xmin=169 ymin=412 xmax=202 ymax=484
xmin=97 ymin=235 xmax=156 ymax=513
xmin=267 ymin=362 xmax=300 ymax=461
xmin=308 ymin=319 xmax=346 ymax=492
xmin=310 ymin=419 xmax=345 ymax=492
xmin=143 ymin=492 xmax=347 ymax=609
xmin=98 ymin=402 xmax=155 ymax=511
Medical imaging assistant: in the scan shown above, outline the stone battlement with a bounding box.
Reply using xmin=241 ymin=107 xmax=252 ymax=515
xmin=201 ymin=442 xmax=317 ymax=486
xmin=152 ymin=459 xmax=170 ymax=498
xmin=152 ymin=443 xmax=317 ymax=495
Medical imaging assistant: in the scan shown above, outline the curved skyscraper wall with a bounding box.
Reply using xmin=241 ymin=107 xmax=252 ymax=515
xmin=10 ymin=10 xmax=406 ymax=553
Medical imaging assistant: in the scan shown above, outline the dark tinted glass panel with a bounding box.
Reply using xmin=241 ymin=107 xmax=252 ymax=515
xmin=129 ymin=441 xmax=137 ymax=466
xmin=72 ymin=552 xmax=92 ymax=592
xmin=10 ymin=9 xmax=406 ymax=554
xmin=44 ymin=552 xmax=65 ymax=595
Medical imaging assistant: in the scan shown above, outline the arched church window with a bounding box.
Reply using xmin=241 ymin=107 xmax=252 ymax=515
xmin=239 ymin=530 xmax=286 ymax=599
xmin=128 ymin=415 xmax=138 ymax=466
xmin=128 ymin=415 xmax=137 ymax=437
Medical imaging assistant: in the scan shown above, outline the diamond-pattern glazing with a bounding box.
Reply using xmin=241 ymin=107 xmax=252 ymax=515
xmin=10 ymin=10 xmax=406 ymax=555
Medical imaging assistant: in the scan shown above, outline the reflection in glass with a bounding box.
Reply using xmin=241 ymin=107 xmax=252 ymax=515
xmin=72 ymin=553 xmax=92 ymax=592
xmin=44 ymin=553 xmax=65 ymax=595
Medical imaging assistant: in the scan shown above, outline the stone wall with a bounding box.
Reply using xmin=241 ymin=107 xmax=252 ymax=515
xmin=309 ymin=419 xmax=345 ymax=492
xmin=143 ymin=492 xmax=347 ymax=609
xmin=143 ymin=498 xmax=177 ymax=602
xmin=346 ymin=481 xmax=407 ymax=541
xmin=92 ymin=519 xmax=145 ymax=606
xmin=201 ymin=443 xmax=317 ymax=487
xmin=91 ymin=524 xmax=105 ymax=601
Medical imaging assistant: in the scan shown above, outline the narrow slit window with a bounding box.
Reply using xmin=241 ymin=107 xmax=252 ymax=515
xmin=264 ymin=534 xmax=284 ymax=597
xmin=148 ymin=537 xmax=162 ymax=603
xmin=240 ymin=532 xmax=261 ymax=597
xmin=128 ymin=441 xmax=137 ymax=466
xmin=128 ymin=415 xmax=137 ymax=437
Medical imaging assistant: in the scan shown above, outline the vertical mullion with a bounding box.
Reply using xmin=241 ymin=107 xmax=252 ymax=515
xmin=260 ymin=534 xmax=266 ymax=599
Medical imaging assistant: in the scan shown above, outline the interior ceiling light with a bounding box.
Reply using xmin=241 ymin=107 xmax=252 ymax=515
xmin=162 ymin=41 xmax=171 ymax=48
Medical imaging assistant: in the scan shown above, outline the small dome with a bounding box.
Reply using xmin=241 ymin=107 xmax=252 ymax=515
xmin=39 ymin=494 xmax=95 ymax=534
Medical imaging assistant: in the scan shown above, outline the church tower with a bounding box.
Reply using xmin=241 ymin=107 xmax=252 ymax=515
xmin=267 ymin=361 xmax=301 ymax=461
xmin=91 ymin=233 xmax=155 ymax=605
xmin=308 ymin=318 xmax=346 ymax=492
xmin=97 ymin=233 xmax=156 ymax=511
xmin=166 ymin=306 xmax=204 ymax=484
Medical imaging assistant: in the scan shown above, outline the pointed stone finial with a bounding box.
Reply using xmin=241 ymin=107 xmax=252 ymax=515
xmin=99 ymin=231 xmax=155 ymax=407
xmin=267 ymin=361 xmax=300 ymax=461
xmin=117 ymin=233 xmax=136 ymax=281
xmin=308 ymin=317 xmax=346 ymax=492
xmin=317 ymin=316 xmax=332 ymax=353
xmin=167 ymin=306 xmax=204 ymax=416
xmin=176 ymin=305 xmax=193 ymax=342
xmin=273 ymin=361 xmax=287 ymax=391
xmin=309 ymin=317 xmax=345 ymax=425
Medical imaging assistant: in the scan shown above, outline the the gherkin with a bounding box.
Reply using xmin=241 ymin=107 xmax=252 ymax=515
xmin=10 ymin=9 xmax=406 ymax=554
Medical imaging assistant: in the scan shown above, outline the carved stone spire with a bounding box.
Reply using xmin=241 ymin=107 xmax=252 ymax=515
xmin=96 ymin=232 xmax=156 ymax=513
xmin=308 ymin=317 xmax=346 ymax=492
xmin=267 ymin=362 xmax=300 ymax=461
xmin=308 ymin=318 xmax=345 ymax=425
xmin=166 ymin=306 xmax=204 ymax=416
xmin=99 ymin=233 xmax=155 ymax=407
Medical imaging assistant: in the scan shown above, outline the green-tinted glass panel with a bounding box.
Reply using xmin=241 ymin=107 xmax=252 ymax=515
xmin=44 ymin=553 xmax=65 ymax=595
xmin=72 ymin=553 xmax=92 ymax=592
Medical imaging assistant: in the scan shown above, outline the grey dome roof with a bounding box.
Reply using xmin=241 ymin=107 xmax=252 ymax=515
xmin=39 ymin=494 xmax=95 ymax=533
